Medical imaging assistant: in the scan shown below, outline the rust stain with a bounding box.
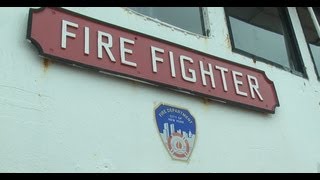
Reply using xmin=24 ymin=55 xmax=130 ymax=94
xmin=43 ymin=58 xmax=52 ymax=72
xmin=252 ymin=57 xmax=257 ymax=64
xmin=202 ymin=97 xmax=209 ymax=105
xmin=202 ymin=97 xmax=210 ymax=112
xmin=225 ymin=34 xmax=231 ymax=49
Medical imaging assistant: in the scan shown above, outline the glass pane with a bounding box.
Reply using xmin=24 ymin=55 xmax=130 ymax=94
xmin=229 ymin=16 xmax=290 ymax=68
xmin=309 ymin=44 xmax=320 ymax=75
xmin=129 ymin=7 xmax=205 ymax=35
xmin=297 ymin=7 xmax=319 ymax=44
xmin=297 ymin=7 xmax=320 ymax=77
xmin=226 ymin=7 xmax=296 ymax=69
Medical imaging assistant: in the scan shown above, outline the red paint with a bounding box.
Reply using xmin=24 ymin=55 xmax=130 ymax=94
xmin=27 ymin=7 xmax=279 ymax=113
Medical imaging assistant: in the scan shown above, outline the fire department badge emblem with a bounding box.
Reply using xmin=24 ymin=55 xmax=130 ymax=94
xmin=155 ymin=104 xmax=196 ymax=161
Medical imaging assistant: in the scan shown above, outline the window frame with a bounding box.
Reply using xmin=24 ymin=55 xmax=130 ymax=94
xmin=297 ymin=7 xmax=320 ymax=81
xmin=224 ymin=7 xmax=307 ymax=78
xmin=307 ymin=42 xmax=320 ymax=80
xmin=308 ymin=7 xmax=320 ymax=38
xmin=125 ymin=7 xmax=211 ymax=37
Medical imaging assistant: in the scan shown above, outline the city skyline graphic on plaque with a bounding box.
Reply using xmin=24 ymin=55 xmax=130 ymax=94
xmin=155 ymin=104 xmax=196 ymax=161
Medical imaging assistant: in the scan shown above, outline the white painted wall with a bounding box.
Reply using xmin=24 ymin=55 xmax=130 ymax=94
xmin=0 ymin=7 xmax=320 ymax=173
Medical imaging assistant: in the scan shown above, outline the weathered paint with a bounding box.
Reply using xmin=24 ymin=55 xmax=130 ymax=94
xmin=43 ymin=58 xmax=52 ymax=72
xmin=0 ymin=7 xmax=320 ymax=172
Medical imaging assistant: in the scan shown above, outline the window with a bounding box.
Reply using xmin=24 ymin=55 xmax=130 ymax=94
xmin=314 ymin=7 xmax=320 ymax=23
xmin=296 ymin=7 xmax=320 ymax=79
xmin=225 ymin=7 xmax=305 ymax=75
xmin=127 ymin=7 xmax=209 ymax=36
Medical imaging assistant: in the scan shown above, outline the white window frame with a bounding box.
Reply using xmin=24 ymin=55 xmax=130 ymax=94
xmin=307 ymin=7 xmax=320 ymax=40
xmin=124 ymin=7 xmax=211 ymax=38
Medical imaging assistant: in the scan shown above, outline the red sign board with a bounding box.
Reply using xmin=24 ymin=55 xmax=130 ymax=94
xmin=27 ymin=7 xmax=279 ymax=113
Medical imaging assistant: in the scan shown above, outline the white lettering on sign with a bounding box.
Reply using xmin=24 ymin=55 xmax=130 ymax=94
xmin=151 ymin=46 xmax=164 ymax=73
xmin=247 ymin=75 xmax=263 ymax=101
xmin=59 ymin=19 xmax=265 ymax=101
xmin=61 ymin=19 xmax=139 ymax=67
xmin=169 ymin=51 xmax=176 ymax=78
xmin=97 ymin=31 xmax=115 ymax=62
xmin=180 ymin=55 xmax=196 ymax=83
xmin=232 ymin=71 xmax=248 ymax=97
xmin=84 ymin=26 xmax=89 ymax=55
xmin=61 ymin=20 xmax=78 ymax=49
xmin=120 ymin=37 xmax=137 ymax=67
xmin=148 ymin=46 xmax=264 ymax=100
xmin=199 ymin=60 xmax=215 ymax=88
xmin=215 ymin=66 xmax=229 ymax=92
